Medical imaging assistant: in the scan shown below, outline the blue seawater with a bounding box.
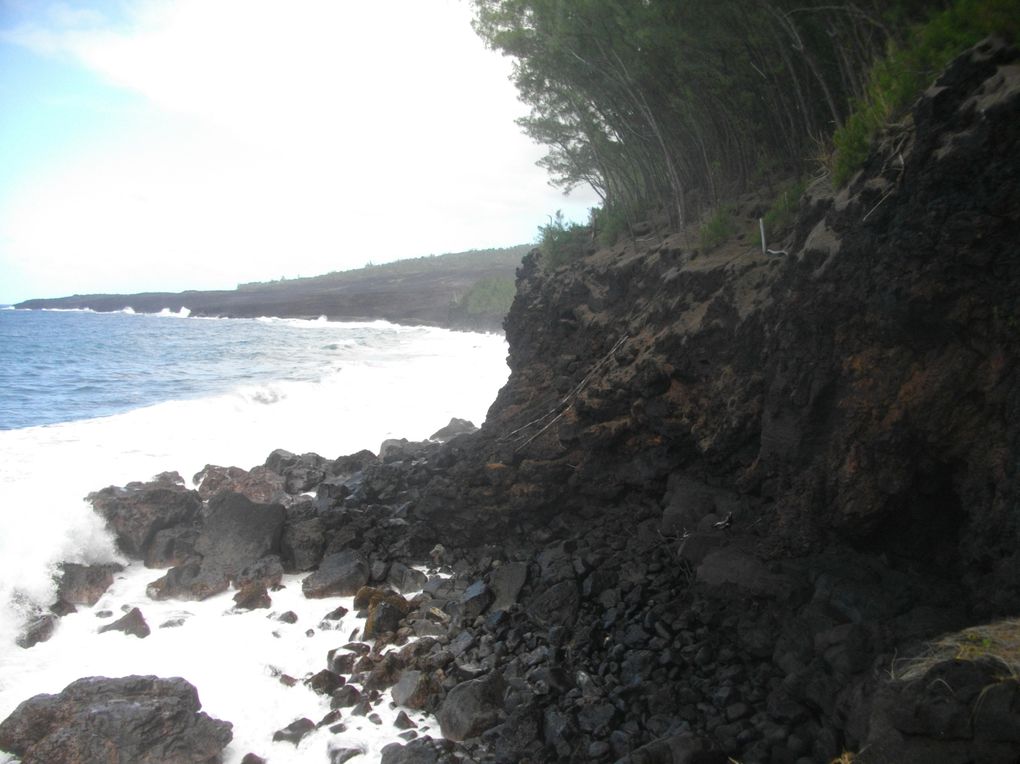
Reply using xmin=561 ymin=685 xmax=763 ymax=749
xmin=0 ymin=309 xmax=426 ymax=430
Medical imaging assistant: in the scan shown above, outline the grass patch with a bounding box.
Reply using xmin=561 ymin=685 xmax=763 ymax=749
xmin=758 ymin=178 xmax=803 ymax=247
xmin=831 ymin=0 xmax=1020 ymax=186
xmin=893 ymin=617 xmax=1020 ymax=681
xmin=538 ymin=210 xmax=591 ymax=269
xmin=699 ymin=205 xmax=737 ymax=252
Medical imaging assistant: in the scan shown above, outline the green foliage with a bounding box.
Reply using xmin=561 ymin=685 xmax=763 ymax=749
xmin=473 ymin=0 xmax=946 ymax=226
xmin=591 ymin=204 xmax=632 ymax=247
xmin=461 ymin=276 xmax=517 ymax=316
xmin=763 ymin=178 xmax=808 ymax=237
xmin=538 ymin=210 xmax=590 ymax=269
xmin=698 ymin=206 xmax=737 ymax=252
xmin=832 ymin=0 xmax=1020 ymax=185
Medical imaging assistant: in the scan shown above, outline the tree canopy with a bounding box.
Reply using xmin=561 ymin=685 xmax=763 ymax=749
xmin=472 ymin=0 xmax=946 ymax=229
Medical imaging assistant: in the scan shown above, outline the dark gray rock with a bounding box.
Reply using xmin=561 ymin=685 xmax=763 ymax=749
xmin=272 ymin=717 xmax=315 ymax=745
xmin=195 ymin=492 xmax=285 ymax=579
xmin=303 ymin=550 xmax=370 ymax=598
xmin=387 ymin=562 xmax=428 ymax=594
xmin=98 ymin=607 xmax=150 ymax=638
xmin=615 ymin=733 xmax=726 ymax=764
xmin=436 ymin=671 xmax=505 ymax=741
xmin=0 ymin=675 xmax=232 ymax=763
xmin=380 ymin=738 xmax=441 ymax=764
xmin=89 ymin=474 xmax=201 ymax=558
xmin=282 ymin=517 xmax=325 ymax=572
xmin=235 ymin=555 xmax=284 ymax=590
xmin=461 ymin=580 xmax=493 ymax=620
xmin=489 ymin=562 xmax=528 ymax=611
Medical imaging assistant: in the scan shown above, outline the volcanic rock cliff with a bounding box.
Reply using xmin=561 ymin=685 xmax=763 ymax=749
xmin=394 ymin=36 xmax=1019 ymax=761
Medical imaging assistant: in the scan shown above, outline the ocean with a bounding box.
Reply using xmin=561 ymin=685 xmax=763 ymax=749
xmin=0 ymin=307 xmax=510 ymax=762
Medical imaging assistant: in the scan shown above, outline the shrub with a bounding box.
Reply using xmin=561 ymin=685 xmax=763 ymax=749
xmin=762 ymin=178 xmax=808 ymax=239
xmin=538 ymin=210 xmax=591 ymax=269
xmin=698 ymin=206 xmax=737 ymax=252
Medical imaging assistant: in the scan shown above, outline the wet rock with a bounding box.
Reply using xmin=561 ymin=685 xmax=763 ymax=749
xmin=394 ymin=710 xmax=418 ymax=729
xmin=98 ymin=607 xmax=150 ymax=639
xmin=282 ymin=517 xmax=325 ymax=572
xmin=380 ymin=738 xmax=442 ymax=764
xmin=194 ymin=492 xmax=286 ymax=579
xmin=55 ymin=562 xmax=124 ymax=607
xmin=272 ymin=717 xmax=315 ymax=745
xmin=145 ymin=525 xmax=200 ymax=568
xmin=306 ymin=669 xmax=345 ymax=695
xmin=303 ymin=550 xmax=370 ymax=598
xmin=233 ymin=584 xmax=271 ymax=611
xmin=16 ymin=614 xmax=57 ymax=649
xmin=388 ymin=562 xmax=429 ymax=594
xmin=331 ymin=685 xmax=363 ymax=709
xmin=89 ymin=473 xmax=201 ymax=558
xmin=235 ymin=555 xmax=284 ymax=590
xmin=0 ymin=675 xmax=232 ymax=763
xmin=330 ymin=747 xmax=365 ymax=764
xmin=240 ymin=754 xmax=267 ymax=764
xmin=146 ymin=561 xmax=228 ymax=601
xmin=437 ymin=671 xmax=505 ymax=741
xmin=392 ymin=670 xmax=435 ymax=710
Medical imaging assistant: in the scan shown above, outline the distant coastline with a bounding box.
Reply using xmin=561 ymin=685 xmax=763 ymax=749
xmin=14 ymin=245 xmax=529 ymax=334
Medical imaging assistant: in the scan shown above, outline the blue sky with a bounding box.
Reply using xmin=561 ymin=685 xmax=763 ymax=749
xmin=0 ymin=0 xmax=596 ymax=304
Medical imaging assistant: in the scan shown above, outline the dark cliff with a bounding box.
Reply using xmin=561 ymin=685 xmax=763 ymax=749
xmin=395 ymin=37 xmax=1020 ymax=761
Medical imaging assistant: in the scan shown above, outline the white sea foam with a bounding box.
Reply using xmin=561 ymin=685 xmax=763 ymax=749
xmin=0 ymin=323 xmax=509 ymax=762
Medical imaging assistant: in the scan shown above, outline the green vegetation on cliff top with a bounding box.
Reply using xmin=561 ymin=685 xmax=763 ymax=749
xmin=474 ymin=0 xmax=1019 ymax=265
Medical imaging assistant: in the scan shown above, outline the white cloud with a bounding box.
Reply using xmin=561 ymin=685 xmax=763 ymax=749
xmin=0 ymin=0 xmax=597 ymax=301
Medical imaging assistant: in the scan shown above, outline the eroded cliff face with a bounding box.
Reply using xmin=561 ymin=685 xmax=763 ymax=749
xmin=421 ymin=37 xmax=1020 ymax=618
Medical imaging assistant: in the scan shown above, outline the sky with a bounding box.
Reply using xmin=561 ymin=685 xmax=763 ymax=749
xmin=0 ymin=0 xmax=596 ymax=304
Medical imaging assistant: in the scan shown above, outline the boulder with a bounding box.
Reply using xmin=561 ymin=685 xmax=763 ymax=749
xmin=436 ymin=671 xmax=505 ymax=741
xmin=98 ymin=607 xmax=150 ymax=638
xmin=460 ymin=580 xmax=493 ymax=621
xmin=146 ymin=561 xmax=228 ymax=601
xmin=194 ymin=492 xmax=285 ymax=579
xmin=0 ymin=675 xmax=232 ymax=763
xmin=387 ymin=562 xmax=428 ymax=594
xmin=489 ymin=562 xmax=528 ymax=611
xmin=232 ymin=584 xmax=271 ymax=610
xmin=193 ymin=465 xmax=248 ymax=500
xmin=272 ymin=717 xmax=316 ymax=745
xmin=381 ymin=739 xmax=442 ymax=764
xmin=303 ymin=550 xmax=370 ymax=598
xmin=89 ymin=474 xmax=201 ymax=558
xmin=235 ymin=555 xmax=284 ymax=590
xmin=429 ymin=418 xmax=478 ymax=442
xmin=144 ymin=525 xmax=200 ymax=568
xmin=281 ymin=517 xmax=325 ymax=572
xmin=392 ymin=670 xmax=435 ymax=710
xmin=55 ymin=562 xmax=124 ymax=607
xmin=16 ymin=614 xmax=57 ymax=649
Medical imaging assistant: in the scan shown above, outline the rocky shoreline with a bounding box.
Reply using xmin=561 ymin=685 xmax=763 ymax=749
xmin=4 ymin=39 xmax=1020 ymax=764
